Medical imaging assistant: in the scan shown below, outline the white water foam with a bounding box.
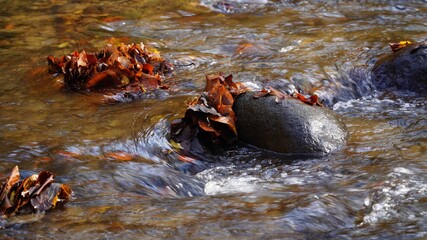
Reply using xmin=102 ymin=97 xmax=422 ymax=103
xmin=362 ymin=167 xmax=427 ymax=225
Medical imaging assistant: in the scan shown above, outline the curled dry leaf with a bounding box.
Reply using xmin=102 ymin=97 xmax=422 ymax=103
xmin=171 ymin=73 xmax=247 ymax=149
xmin=292 ymin=92 xmax=323 ymax=106
xmin=389 ymin=40 xmax=412 ymax=52
xmin=0 ymin=166 xmax=72 ymax=218
xmin=253 ymin=87 xmax=287 ymax=102
xmin=47 ymin=42 xmax=173 ymax=95
xmin=0 ymin=166 xmax=20 ymax=211
xmin=253 ymin=88 xmax=322 ymax=106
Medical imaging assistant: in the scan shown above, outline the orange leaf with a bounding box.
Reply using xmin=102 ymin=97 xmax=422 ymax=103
xmin=4 ymin=24 xmax=14 ymax=30
xmin=138 ymin=72 xmax=161 ymax=89
xmin=85 ymin=70 xmax=121 ymax=89
xmin=101 ymin=16 xmax=124 ymax=23
xmin=177 ymin=154 xmax=196 ymax=163
xmin=142 ymin=64 xmax=154 ymax=75
xmin=106 ymin=152 xmax=133 ymax=161
xmin=209 ymin=115 xmax=237 ymax=134
xmin=55 ymin=150 xmax=80 ymax=158
xmin=198 ymin=119 xmax=217 ymax=133
xmin=293 ymin=92 xmax=307 ymax=102
xmin=235 ymin=43 xmax=255 ymax=55
xmin=253 ymin=89 xmax=270 ymax=99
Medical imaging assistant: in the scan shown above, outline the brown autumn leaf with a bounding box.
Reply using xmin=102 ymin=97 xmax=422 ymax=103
xmin=234 ymin=42 xmax=273 ymax=57
xmin=142 ymin=64 xmax=154 ymax=75
xmin=292 ymin=92 xmax=322 ymax=106
xmin=101 ymin=16 xmax=124 ymax=23
xmin=309 ymin=94 xmax=322 ymax=106
xmin=253 ymin=88 xmax=287 ymax=102
xmin=389 ymin=40 xmax=412 ymax=52
xmin=4 ymin=23 xmax=14 ymax=30
xmin=0 ymin=166 xmax=20 ymax=213
xmin=106 ymin=151 xmax=133 ymax=161
xmin=0 ymin=166 xmax=72 ymax=218
xmin=31 ymin=183 xmax=71 ymax=212
xmin=198 ymin=119 xmax=219 ymax=134
xmin=177 ymin=154 xmax=196 ymax=163
xmin=209 ymin=115 xmax=237 ymax=134
xmin=253 ymin=88 xmax=271 ymax=99
xmin=235 ymin=43 xmax=255 ymax=55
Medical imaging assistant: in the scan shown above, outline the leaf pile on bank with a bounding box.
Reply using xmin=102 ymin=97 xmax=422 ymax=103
xmin=47 ymin=43 xmax=173 ymax=93
xmin=171 ymin=73 xmax=247 ymax=149
xmin=0 ymin=166 xmax=72 ymax=218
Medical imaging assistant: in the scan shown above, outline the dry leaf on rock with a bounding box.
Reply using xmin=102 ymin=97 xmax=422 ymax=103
xmin=171 ymin=73 xmax=247 ymax=149
xmin=389 ymin=40 xmax=412 ymax=52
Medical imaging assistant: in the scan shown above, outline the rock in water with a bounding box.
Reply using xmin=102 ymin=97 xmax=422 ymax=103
xmin=233 ymin=92 xmax=348 ymax=155
xmin=372 ymin=42 xmax=427 ymax=94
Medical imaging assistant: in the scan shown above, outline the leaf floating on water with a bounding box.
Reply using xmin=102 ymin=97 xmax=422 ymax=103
xmin=0 ymin=166 xmax=72 ymax=218
xmin=101 ymin=16 xmax=124 ymax=23
xmin=177 ymin=154 xmax=197 ymax=163
xmin=57 ymin=42 xmax=70 ymax=48
xmin=105 ymin=151 xmax=133 ymax=161
xmin=389 ymin=40 xmax=412 ymax=52
xmin=4 ymin=23 xmax=14 ymax=30
xmin=234 ymin=42 xmax=272 ymax=57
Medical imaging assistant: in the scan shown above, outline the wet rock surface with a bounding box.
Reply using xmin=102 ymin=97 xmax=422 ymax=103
xmin=371 ymin=42 xmax=427 ymax=94
xmin=233 ymin=92 xmax=348 ymax=155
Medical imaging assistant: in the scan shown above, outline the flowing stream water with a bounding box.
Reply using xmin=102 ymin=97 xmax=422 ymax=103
xmin=0 ymin=0 xmax=426 ymax=239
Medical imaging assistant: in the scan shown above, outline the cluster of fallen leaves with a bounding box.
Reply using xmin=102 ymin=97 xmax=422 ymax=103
xmin=253 ymin=87 xmax=322 ymax=106
xmin=171 ymin=73 xmax=323 ymax=151
xmin=47 ymin=42 xmax=173 ymax=93
xmin=171 ymin=73 xmax=247 ymax=148
xmin=389 ymin=40 xmax=412 ymax=52
xmin=0 ymin=166 xmax=72 ymax=218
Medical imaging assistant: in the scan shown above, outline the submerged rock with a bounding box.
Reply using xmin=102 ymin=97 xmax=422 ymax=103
xmin=371 ymin=42 xmax=427 ymax=94
xmin=233 ymin=92 xmax=348 ymax=155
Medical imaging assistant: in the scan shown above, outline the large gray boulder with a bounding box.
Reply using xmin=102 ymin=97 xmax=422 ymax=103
xmin=371 ymin=42 xmax=427 ymax=94
xmin=233 ymin=92 xmax=348 ymax=155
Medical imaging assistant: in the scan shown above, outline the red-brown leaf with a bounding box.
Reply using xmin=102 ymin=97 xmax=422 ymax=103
xmin=85 ymin=70 xmax=121 ymax=89
xmin=106 ymin=152 xmax=133 ymax=161
xmin=142 ymin=64 xmax=154 ymax=75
